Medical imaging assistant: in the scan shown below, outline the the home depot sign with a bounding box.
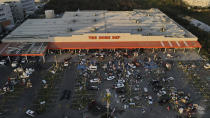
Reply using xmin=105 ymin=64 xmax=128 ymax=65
xmin=88 ymin=36 xmax=120 ymax=40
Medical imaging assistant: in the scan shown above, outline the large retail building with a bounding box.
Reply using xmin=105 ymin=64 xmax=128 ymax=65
xmin=0 ymin=8 xmax=201 ymax=59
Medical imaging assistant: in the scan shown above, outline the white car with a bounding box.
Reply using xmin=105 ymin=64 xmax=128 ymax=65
xmin=107 ymin=76 xmax=115 ymax=80
xmin=25 ymin=68 xmax=34 ymax=75
xmin=26 ymin=109 xmax=35 ymax=117
xmin=148 ymin=96 xmax=153 ymax=104
xmin=20 ymin=72 xmax=30 ymax=78
xmin=167 ymin=77 xmax=174 ymax=81
xmin=14 ymin=67 xmax=23 ymax=73
xmin=167 ymin=53 xmax=173 ymax=58
xmin=28 ymin=68 xmax=35 ymax=72
xmin=21 ymin=58 xmax=26 ymax=63
xmin=11 ymin=61 xmax=18 ymax=68
xmin=143 ymin=87 xmax=148 ymax=93
xmin=50 ymin=70 xmax=56 ymax=74
xmin=157 ymin=90 xmax=166 ymax=97
xmin=127 ymin=71 xmax=131 ymax=75
xmin=204 ymin=63 xmax=210 ymax=69
xmin=102 ymin=64 xmax=107 ymax=69
xmin=42 ymin=80 xmax=47 ymax=84
xmin=88 ymin=65 xmax=97 ymax=71
xmin=64 ymin=61 xmax=69 ymax=67
xmin=89 ymin=86 xmax=99 ymax=90
xmin=90 ymin=78 xmax=100 ymax=83
xmin=117 ymin=79 xmax=125 ymax=83
xmin=128 ymin=63 xmax=136 ymax=69
xmin=0 ymin=60 xmax=6 ymax=65
xmin=40 ymin=101 xmax=46 ymax=105
xmin=115 ymin=83 xmax=124 ymax=88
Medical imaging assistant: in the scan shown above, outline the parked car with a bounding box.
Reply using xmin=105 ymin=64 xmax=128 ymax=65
xmin=90 ymin=78 xmax=100 ymax=83
xmin=88 ymin=86 xmax=99 ymax=90
xmin=128 ymin=63 xmax=136 ymax=69
xmin=64 ymin=61 xmax=69 ymax=67
xmin=147 ymin=95 xmax=153 ymax=104
xmin=11 ymin=61 xmax=18 ymax=68
xmin=20 ymin=72 xmax=30 ymax=78
xmin=42 ymin=80 xmax=47 ymax=84
xmin=204 ymin=63 xmax=210 ymax=69
xmin=21 ymin=58 xmax=27 ymax=63
xmin=14 ymin=67 xmax=23 ymax=73
xmin=114 ymin=83 xmax=124 ymax=89
xmin=88 ymin=65 xmax=97 ymax=71
xmin=0 ymin=60 xmax=6 ymax=65
xmin=167 ymin=77 xmax=174 ymax=81
xmin=144 ymin=87 xmax=148 ymax=93
xmin=117 ymin=79 xmax=125 ymax=83
xmin=107 ymin=76 xmax=115 ymax=80
xmin=26 ymin=109 xmax=36 ymax=117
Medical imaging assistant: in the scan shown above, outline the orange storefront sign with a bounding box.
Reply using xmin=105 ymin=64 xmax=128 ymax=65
xmin=88 ymin=36 xmax=120 ymax=40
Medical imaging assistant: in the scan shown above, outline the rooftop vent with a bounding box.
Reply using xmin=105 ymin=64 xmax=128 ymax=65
xmin=161 ymin=27 xmax=165 ymax=32
xmin=72 ymin=19 xmax=77 ymax=23
xmin=136 ymin=20 xmax=140 ymax=24
xmin=90 ymin=27 xmax=98 ymax=32
xmin=161 ymin=18 xmax=166 ymax=22
xmin=93 ymin=19 xmax=97 ymax=22
xmin=67 ymin=28 xmax=73 ymax=32
xmin=137 ymin=27 xmax=142 ymax=32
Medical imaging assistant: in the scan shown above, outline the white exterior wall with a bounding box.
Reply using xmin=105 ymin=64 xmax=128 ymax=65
xmin=183 ymin=0 xmax=210 ymax=7
xmin=0 ymin=3 xmax=14 ymax=24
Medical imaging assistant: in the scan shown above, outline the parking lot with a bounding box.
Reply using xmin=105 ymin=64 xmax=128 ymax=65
xmin=0 ymin=48 xmax=210 ymax=118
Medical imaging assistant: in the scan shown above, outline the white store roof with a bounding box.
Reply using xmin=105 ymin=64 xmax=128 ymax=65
xmin=2 ymin=8 xmax=197 ymax=42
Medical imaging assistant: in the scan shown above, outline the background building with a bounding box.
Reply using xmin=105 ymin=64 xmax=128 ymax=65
xmin=183 ymin=0 xmax=210 ymax=7
xmin=0 ymin=0 xmax=36 ymax=15
xmin=4 ymin=1 xmax=24 ymax=23
xmin=34 ymin=0 xmax=47 ymax=3
xmin=0 ymin=3 xmax=14 ymax=25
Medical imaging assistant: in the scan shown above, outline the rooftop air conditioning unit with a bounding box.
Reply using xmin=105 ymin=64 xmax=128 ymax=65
xmin=45 ymin=10 xmax=55 ymax=19
xmin=67 ymin=28 xmax=73 ymax=32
